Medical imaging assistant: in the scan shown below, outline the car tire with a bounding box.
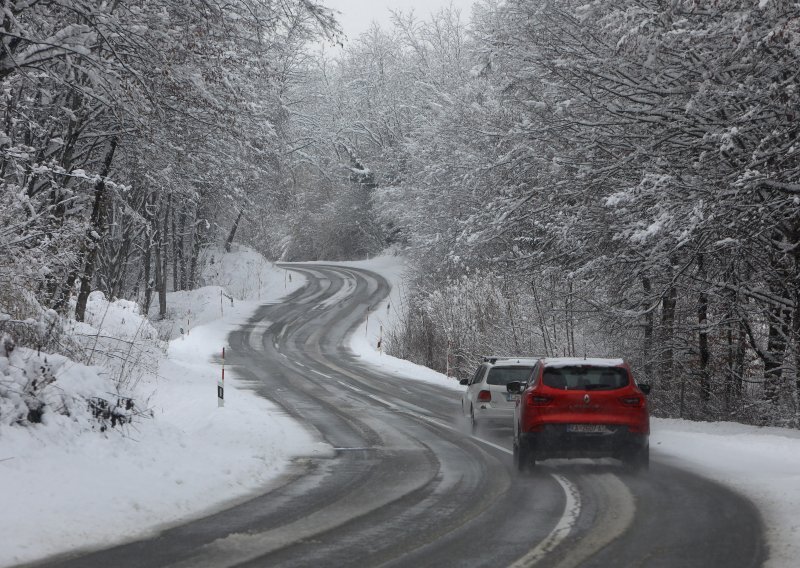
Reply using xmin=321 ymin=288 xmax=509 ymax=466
xmin=470 ymin=406 xmax=478 ymax=434
xmin=623 ymin=445 xmax=649 ymax=472
xmin=513 ymin=434 xmax=535 ymax=472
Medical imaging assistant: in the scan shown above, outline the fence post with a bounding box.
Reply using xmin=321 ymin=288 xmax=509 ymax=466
xmin=218 ymin=347 xmax=225 ymax=407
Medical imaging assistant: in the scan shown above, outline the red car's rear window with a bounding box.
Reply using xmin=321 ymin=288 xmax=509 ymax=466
xmin=542 ymin=366 xmax=629 ymax=391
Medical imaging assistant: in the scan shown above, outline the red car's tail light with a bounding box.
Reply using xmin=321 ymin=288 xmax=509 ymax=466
xmin=619 ymin=396 xmax=644 ymax=407
xmin=477 ymin=390 xmax=492 ymax=402
xmin=527 ymin=393 xmax=552 ymax=407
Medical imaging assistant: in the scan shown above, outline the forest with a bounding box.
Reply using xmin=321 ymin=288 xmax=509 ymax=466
xmin=2 ymin=0 xmax=799 ymax=427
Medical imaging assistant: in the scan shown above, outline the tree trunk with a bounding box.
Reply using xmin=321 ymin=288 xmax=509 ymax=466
xmin=153 ymin=234 xmax=162 ymax=318
xmin=177 ymin=211 xmax=187 ymax=291
xmin=506 ymin=298 xmax=522 ymax=355
xmin=794 ymin=281 xmax=800 ymax=411
xmin=189 ymin=209 xmax=204 ymax=290
xmin=141 ymin=191 xmax=156 ymax=316
xmin=660 ymin=284 xmax=677 ymax=388
xmin=697 ymin=254 xmax=711 ymax=408
xmin=642 ymin=276 xmax=654 ymax=382
xmin=108 ymin=209 xmax=138 ymax=300
xmin=75 ymin=137 xmax=118 ymax=322
xmin=224 ymin=209 xmax=243 ymax=253
xmin=726 ymin=319 xmax=746 ymax=415
xmin=171 ymin=205 xmax=179 ymax=291
xmin=764 ymin=305 xmax=789 ymax=405
xmin=566 ymin=280 xmax=575 ymax=357
xmin=158 ymin=194 xmax=171 ymax=319
xmin=531 ymin=279 xmax=551 ymax=357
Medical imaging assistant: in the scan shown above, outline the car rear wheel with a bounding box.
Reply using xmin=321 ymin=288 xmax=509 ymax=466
xmin=622 ymin=444 xmax=649 ymax=472
xmin=469 ymin=406 xmax=478 ymax=433
xmin=513 ymin=434 xmax=535 ymax=472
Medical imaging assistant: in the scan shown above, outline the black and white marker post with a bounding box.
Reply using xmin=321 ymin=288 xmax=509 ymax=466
xmin=218 ymin=347 xmax=225 ymax=407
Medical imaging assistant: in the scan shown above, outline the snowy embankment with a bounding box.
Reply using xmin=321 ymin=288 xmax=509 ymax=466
xmin=650 ymin=419 xmax=800 ymax=567
xmin=0 ymin=245 xmax=329 ymax=568
xmin=343 ymin=256 xmax=800 ymax=568
xmin=340 ymin=256 xmax=464 ymax=392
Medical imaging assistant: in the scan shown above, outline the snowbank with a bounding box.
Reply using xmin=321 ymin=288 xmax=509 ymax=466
xmin=150 ymin=245 xmax=297 ymax=340
xmin=0 ymin=245 xmax=328 ymax=567
xmin=336 ymin=256 xmax=465 ymax=392
xmin=652 ymin=419 xmax=800 ymax=567
xmin=0 ymin=343 xmax=113 ymax=429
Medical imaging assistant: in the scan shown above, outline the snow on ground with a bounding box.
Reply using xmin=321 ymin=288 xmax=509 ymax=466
xmin=150 ymin=245 xmax=298 ymax=340
xmin=0 ymin=245 xmax=329 ymax=568
xmin=651 ymin=419 xmax=800 ymax=568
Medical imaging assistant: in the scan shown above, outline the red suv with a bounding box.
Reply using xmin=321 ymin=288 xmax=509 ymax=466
xmin=507 ymin=358 xmax=651 ymax=471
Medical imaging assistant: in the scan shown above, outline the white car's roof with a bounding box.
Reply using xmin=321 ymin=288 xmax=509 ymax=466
xmin=542 ymin=357 xmax=625 ymax=368
xmin=486 ymin=357 xmax=541 ymax=366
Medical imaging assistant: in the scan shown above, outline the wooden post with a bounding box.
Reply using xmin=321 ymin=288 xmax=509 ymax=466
xmin=218 ymin=347 xmax=225 ymax=407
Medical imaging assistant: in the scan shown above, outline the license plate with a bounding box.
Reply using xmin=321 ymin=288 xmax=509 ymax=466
xmin=567 ymin=424 xmax=611 ymax=434
xmin=506 ymin=393 xmax=520 ymax=402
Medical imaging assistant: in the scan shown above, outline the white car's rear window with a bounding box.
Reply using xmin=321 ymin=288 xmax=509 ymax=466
xmin=486 ymin=366 xmax=535 ymax=386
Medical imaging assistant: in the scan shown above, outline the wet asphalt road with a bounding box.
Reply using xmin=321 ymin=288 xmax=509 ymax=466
xmin=30 ymin=264 xmax=765 ymax=568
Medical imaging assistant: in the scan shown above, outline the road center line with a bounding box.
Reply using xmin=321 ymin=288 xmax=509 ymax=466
xmin=337 ymin=380 xmax=399 ymax=410
xmin=331 ymin=374 xmax=581 ymax=564
xmin=405 ymin=415 xmax=582 ymax=567
xmin=509 ymin=475 xmax=581 ymax=568
xmin=337 ymin=380 xmax=362 ymax=393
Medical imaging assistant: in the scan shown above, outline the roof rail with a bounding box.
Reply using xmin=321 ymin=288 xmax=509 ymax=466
xmin=481 ymin=355 xmax=540 ymax=364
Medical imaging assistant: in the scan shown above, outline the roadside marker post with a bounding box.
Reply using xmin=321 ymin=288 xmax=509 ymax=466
xmin=218 ymin=347 xmax=225 ymax=407
xmin=220 ymin=291 xmax=234 ymax=317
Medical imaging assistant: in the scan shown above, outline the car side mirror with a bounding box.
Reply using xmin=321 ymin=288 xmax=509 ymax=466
xmin=459 ymin=378 xmax=469 ymax=386
xmin=638 ymin=383 xmax=651 ymax=395
xmin=506 ymin=381 xmax=523 ymax=394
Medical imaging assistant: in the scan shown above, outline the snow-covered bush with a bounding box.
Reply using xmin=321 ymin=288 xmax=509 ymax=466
xmin=0 ymin=332 xmax=136 ymax=429
xmin=387 ymin=272 xmax=566 ymax=379
xmin=0 ymin=290 xmax=158 ymax=430
xmin=0 ymin=333 xmax=55 ymax=424
xmin=68 ymin=291 xmax=162 ymax=391
xmin=0 ymin=278 xmax=75 ymax=356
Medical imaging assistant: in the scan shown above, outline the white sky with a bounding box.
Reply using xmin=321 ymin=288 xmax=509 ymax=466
xmin=323 ymin=0 xmax=475 ymax=42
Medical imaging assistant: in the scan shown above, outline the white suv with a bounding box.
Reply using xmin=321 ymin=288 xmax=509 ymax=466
xmin=460 ymin=357 xmax=540 ymax=432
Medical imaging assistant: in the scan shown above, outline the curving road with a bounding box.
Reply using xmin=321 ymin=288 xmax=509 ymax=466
xmin=34 ymin=264 xmax=765 ymax=568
